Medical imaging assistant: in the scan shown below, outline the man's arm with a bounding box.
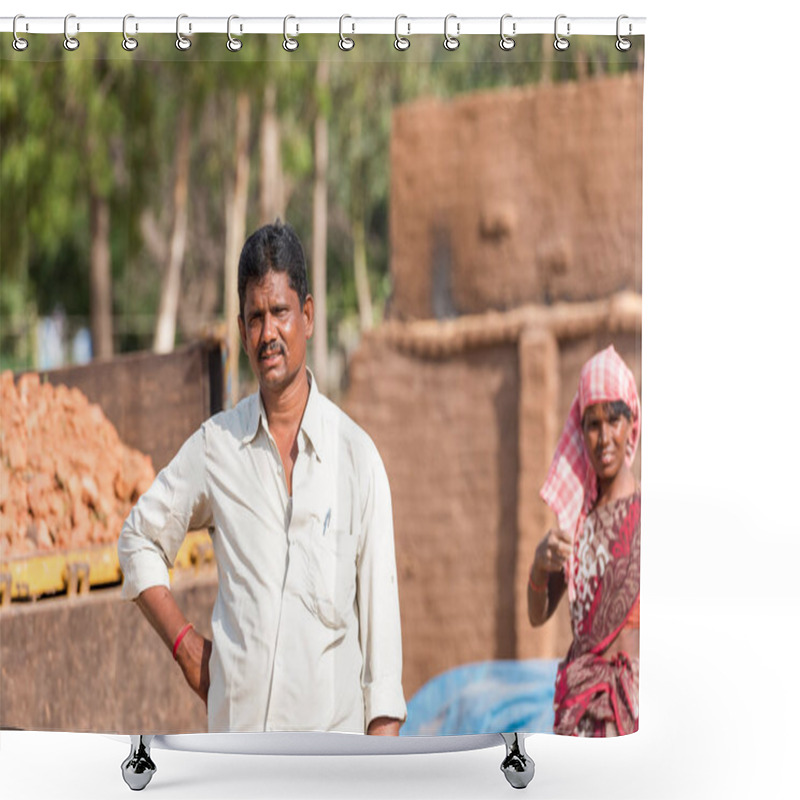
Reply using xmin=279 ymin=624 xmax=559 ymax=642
xmin=367 ymin=717 xmax=401 ymax=736
xmin=135 ymin=585 xmax=212 ymax=704
xmin=118 ymin=428 xmax=213 ymax=700
xmin=356 ymin=443 xmax=407 ymax=735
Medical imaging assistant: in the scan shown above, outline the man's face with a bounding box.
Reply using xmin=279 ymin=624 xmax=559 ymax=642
xmin=238 ymin=271 xmax=314 ymax=398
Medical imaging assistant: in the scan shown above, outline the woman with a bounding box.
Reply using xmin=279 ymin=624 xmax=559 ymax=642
xmin=528 ymin=345 xmax=640 ymax=737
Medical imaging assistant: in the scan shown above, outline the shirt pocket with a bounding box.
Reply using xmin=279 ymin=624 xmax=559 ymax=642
xmin=301 ymin=510 xmax=358 ymax=631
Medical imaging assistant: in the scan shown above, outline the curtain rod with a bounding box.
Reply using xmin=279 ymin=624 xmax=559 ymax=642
xmin=1 ymin=15 xmax=646 ymax=38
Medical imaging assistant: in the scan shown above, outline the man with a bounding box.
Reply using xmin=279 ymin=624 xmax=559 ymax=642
xmin=118 ymin=221 xmax=406 ymax=735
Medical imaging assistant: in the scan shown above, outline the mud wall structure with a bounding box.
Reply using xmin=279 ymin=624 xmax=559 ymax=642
xmin=1 ymin=342 xmax=223 ymax=731
xmin=345 ymin=295 xmax=641 ymax=697
xmin=388 ymin=72 xmax=643 ymax=319
xmin=0 ymin=574 xmax=215 ymax=732
xmin=345 ymin=74 xmax=643 ymax=698
xmin=37 ymin=340 xmax=225 ymax=473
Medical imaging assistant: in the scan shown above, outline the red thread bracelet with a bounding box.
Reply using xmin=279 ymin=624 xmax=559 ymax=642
xmin=172 ymin=622 xmax=193 ymax=660
xmin=528 ymin=572 xmax=548 ymax=593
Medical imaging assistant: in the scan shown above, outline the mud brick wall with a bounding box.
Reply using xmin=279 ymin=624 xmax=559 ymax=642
xmin=346 ymin=340 xmax=520 ymax=697
xmin=35 ymin=341 xmax=223 ymax=472
xmin=389 ymin=73 xmax=643 ymax=319
xmin=515 ymin=327 xmax=641 ymax=662
xmin=0 ymin=572 xmax=215 ymax=732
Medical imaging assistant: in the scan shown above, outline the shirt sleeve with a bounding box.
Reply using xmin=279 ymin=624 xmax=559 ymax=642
xmin=118 ymin=426 xmax=212 ymax=601
xmin=356 ymin=441 xmax=408 ymax=728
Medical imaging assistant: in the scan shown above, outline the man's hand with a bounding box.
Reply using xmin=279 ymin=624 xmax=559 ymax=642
xmin=135 ymin=585 xmax=212 ymax=706
xmin=174 ymin=628 xmax=212 ymax=706
xmin=367 ymin=716 xmax=401 ymax=736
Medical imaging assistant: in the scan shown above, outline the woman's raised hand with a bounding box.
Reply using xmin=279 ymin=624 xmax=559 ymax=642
xmin=533 ymin=527 xmax=573 ymax=574
xmin=528 ymin=527 xmax=572 ymax=626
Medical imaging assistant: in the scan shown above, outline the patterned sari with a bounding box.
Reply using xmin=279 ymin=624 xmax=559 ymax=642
xmin=553 ymin=490 xmax=640 ymax=736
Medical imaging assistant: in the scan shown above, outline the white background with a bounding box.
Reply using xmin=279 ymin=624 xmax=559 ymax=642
xmin=2 ymin=1 xmax=799 ymax=798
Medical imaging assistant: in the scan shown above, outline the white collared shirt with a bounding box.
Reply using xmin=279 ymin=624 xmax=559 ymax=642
xmin=118 ymin=375 xmax=406 ymax=733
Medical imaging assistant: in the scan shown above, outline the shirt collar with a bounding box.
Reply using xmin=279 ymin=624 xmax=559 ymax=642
xmin=299 ymin=370 xmax=324 ymax=462
xmin=240 ymin=394 xmax=262 ymax=445
xmin=241 ymin=369 xmax=324 ymax=462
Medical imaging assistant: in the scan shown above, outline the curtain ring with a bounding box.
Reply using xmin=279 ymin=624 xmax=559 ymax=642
xmin=443 ymin=14 xmax=460 ymax=51
xmin=64 ymin=13 xmax=80 ymax=51
xmin=122 ymin=14 xmax=138 ymax=51
xmin=553 ymin=14 xmax=570 ymax=51
xmin=499 ymin=14 xmax=515 ymax=51
xmin=616 ymin=15 xmax=632 ymax=51
xmin=283 ymin=15 xmax=299 ymax=51
xmin=339 ymin=14 xmax=355 ymax=51
xmin=176 ymin=14 xmax=191 ymax=51
xmin=394 ymin=15 xmax=410 ymax=51
xmin=227 ymin=15 xmax=243 ymax=51
xmin=12 ymin=15 xmax=28 ymax=51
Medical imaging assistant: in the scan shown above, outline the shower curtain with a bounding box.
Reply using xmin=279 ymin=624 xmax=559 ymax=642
xmin=0 ymin=22 xmax=643 ymax=741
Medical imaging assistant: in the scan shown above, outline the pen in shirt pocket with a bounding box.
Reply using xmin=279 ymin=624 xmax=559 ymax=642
xmin=322 ymin=508 xmax=331 ymax=536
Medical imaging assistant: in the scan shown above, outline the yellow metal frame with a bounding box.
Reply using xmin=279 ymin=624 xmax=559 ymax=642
xmin=0 ymin=530 xmax=214 ymax=607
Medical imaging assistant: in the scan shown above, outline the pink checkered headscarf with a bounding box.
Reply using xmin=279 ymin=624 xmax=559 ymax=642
xmin=539 ymin=345 xmax=640 ymax=536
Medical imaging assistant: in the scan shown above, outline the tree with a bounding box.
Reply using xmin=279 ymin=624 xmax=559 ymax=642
xmin=2 ymin=31 xmax=641 ymax=376
xmin=152 ymin=104 xmax=191 ymax=354
xmin=311 ymin=58 xmax=331 ymax=393
xmin=1 ymin=35 xmax=145 ymax=361
xmin=223 ymin=92 xmax=252 ymax=403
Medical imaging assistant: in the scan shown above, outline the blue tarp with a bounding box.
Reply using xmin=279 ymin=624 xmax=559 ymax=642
xmin=401 ymin=659 xmax=559 ymax=736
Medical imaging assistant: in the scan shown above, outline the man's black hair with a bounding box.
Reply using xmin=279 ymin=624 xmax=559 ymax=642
xmin=237 ymin=220 xmax=309 ymax=317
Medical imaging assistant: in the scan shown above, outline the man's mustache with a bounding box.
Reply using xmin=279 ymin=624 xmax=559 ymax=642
xmin=258 ymin=342 xmax=285 ymax=359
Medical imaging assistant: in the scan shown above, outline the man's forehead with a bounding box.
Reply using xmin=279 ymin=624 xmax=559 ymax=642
xmin=247 ymin=270 xmax=289 ymax=292
xmin=244 ymin=271 xmax=296 ymax=305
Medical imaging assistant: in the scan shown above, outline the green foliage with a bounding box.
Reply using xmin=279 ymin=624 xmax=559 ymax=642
xmin=1 ymin=32 xmax=640 ymax=368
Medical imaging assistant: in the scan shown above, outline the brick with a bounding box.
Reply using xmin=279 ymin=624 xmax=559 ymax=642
xmin=0 ymin=370 xmax=155 ymax=558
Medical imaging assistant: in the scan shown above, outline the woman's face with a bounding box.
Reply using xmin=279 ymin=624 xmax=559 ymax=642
xmin=582 ymin=402 xmax=633 ymax=488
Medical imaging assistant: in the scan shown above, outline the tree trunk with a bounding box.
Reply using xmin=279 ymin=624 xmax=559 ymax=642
xmin=89 ymin=193 xmax=114 ymax=360
xmin=224 ymin=92 xmax=251 ymax=405
xmin=259 ymin=83 xmax=284 ymax=225
xmin=153 ymin=105 xmax=191 ymax=354
xmin=352 ymin=211 xmax=373 ymax=332
xmin=540 ymin=37 xmax=553 ymax=85
xmin=312 ymin=60 xmax=330 ymax=393
xmin=576 ymin=54 xmax=589 ymax=81
xmin=349 ymin=112 xmax=373 ymax=333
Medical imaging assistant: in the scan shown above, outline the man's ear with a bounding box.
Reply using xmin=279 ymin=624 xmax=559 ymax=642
xmin=237 ymin=314 xmax=247 ymax=350
xmin=303 ymin=294 xmax=314 ymax=340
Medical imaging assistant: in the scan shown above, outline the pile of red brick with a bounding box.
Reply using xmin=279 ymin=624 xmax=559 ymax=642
xmin=0 ymin=371 xmax=155 ymax=557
